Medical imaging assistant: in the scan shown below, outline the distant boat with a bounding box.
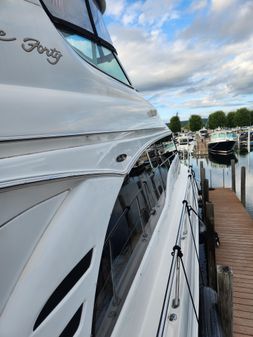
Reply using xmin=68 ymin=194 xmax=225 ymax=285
xmin=176 ymin=135 xmax=195 ymax=153
xmin=208 ymin=130 xmax=237 ymax=155
xmin=199 ymin=128 xmax=208 ymax=138
xmin=239 ymin=131 xmax=253 ymax=148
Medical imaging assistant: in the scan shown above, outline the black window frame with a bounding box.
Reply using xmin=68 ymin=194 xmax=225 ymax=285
xmin=39 ymin=0 xmax=133 ymax=88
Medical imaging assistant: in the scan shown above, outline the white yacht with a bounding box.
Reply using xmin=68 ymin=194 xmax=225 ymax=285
xmin=176 ymin=136 xmax=195 ymax=154
xmin=199 ymin=128 xmax=208 ymax=139
xmin=0 ymin=1 xmax=199 ymax=337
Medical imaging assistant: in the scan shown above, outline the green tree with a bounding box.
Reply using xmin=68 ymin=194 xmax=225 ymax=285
xmin=226 ymin=111 xmax=236 ymax=128
xmin=189 ymin=115 xmax=203 ymax=131
xmin=208 ymin=110 xmax=226 ymax=129
xmin=169 ymin=115 xmax=181 ymax=133
xmin=234 ymin=108 xmax=251 ymax=127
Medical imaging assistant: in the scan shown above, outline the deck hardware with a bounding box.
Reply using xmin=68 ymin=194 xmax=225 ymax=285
xmin=116 ymin=154 xmax=127 ymax=162
xmin=147 ymin=109 xmax=157 ymax=117
xmin=172 ymin=255 xmax=181 ymax=308
xmin=169 ymin=313 xmax=177 ymax=321
xmin=171 ymin=245 xmax=183 ymax=309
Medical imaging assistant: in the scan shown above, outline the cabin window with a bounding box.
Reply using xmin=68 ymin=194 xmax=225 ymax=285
xmin=61 ymin=31 xmax=130 ymax=85
xmin=92 ymin=135 xmax=176 ymax=337
xmin=41 ymin=0 xmax=131 ymax=85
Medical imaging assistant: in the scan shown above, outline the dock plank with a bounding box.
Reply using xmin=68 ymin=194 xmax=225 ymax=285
xmin=210 ymin=188 xmax=253 ymax=337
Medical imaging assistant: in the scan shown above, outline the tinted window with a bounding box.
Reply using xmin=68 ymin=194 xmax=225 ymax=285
xmin=92 ymin=135 xmax=176 ymax=337
xmin=61 ymin=31 xmax=130 ymax=85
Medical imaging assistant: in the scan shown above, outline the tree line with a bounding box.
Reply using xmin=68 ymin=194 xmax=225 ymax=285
xmin=168 ymin=108 xmax=253 ymax=133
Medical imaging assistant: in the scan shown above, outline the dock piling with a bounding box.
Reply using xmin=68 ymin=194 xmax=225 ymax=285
xmin=241 ymin=166 xmax=246 ymax=207
xmin=217 ymin=265 xmax=233 ymax=337
xmin=206 ymin=202 xmax=217 ymax=291
xmin=204 ymin=179 xmax=209 ymax=203
xmin=231 ymin=159 xmax=236 ymax=192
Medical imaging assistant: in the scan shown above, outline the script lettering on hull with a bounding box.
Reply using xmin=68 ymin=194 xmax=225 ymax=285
xmin=0 ymin=29 xmax=63 ymax=65
xmin=0 ymin=30 xmax=16 ymax=42
xmin=22 ymin=38 xmax=62 ymax=65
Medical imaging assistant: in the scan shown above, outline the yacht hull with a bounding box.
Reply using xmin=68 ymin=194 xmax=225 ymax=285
xmin=208 ymin=140 xmax=236 ymax=155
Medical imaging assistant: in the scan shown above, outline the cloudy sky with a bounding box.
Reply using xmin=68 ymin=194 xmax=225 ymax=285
xmin=104 ymin=0 xmax=253 ymax=122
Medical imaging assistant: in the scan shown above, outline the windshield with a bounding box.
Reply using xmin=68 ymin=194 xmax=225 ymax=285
xmin=41 ymin=0 xmax=112 ymax=44
xmin=41 ymin=0 xmax=131 ymax=85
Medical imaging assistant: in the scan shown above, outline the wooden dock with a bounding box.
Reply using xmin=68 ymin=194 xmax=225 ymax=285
xmin=210 ymin=188 xmax=253 ymax=337
xmin=194 ymin=136 xmax=208 ymax=156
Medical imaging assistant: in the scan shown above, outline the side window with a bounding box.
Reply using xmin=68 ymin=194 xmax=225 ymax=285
xmin=92 ymin=135 xmax=176 ymax=337
xmin=61 ymin=31 xmax=131 ymax=85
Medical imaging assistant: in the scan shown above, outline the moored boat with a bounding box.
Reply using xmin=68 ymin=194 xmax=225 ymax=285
xmin=176 ymin=135 xmax=195 ymax=153
xmin=199 ymin=128 xmax=208 ymax=139
xmin=208 ymin=130 xmax=237 ymax=155
xmin=239 ymin=130 xmax=253 ymax=148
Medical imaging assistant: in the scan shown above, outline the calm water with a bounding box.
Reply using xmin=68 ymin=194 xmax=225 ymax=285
xmin=187 ymin=151 xmax=253 ymax=219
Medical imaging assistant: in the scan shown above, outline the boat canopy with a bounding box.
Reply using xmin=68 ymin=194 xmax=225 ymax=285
xmin=41 ymin=0 xmax=112 ymax=48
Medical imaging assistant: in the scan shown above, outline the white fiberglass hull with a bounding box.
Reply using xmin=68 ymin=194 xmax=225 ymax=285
xmin=0 ymin=1 xmax=199 ymax=336
xmin=0 ymin=156 xmax=199 ymax=337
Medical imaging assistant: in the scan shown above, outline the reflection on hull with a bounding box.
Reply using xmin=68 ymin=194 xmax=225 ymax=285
xmin=208 ymin=153 xmax=238 ymax=167
xmin=208 ymin=141 xmax=236 ymax=155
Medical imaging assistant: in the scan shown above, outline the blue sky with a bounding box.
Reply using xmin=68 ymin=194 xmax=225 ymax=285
xmin=104 ymin=0 xmax=253 ymax=122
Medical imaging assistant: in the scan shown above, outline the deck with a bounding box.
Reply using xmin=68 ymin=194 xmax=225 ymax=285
xmin=210 ymin=188 xmax=253 ymax=337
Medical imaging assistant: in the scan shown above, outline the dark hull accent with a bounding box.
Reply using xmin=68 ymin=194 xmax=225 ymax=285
xmin=208 ymin=141 xmax=236 ymax=155
xmin=208 ymin=153 xmax=238 ymax=166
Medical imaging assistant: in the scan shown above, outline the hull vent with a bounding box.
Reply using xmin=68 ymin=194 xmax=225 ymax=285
xmin=33 ymin=249 xmax=93 ymax=330
xmin=59 ymin=304 xmax=83 ymax=337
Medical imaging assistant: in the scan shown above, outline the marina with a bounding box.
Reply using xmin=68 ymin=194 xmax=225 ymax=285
xmin=190 ymin=150 xmax=253 ymax=218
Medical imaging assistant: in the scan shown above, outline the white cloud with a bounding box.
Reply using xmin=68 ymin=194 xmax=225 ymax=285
xmin=211 ymin=0 xmax=235 ymax=12
xmin=137 ymin=0 xmax=176 ymax=27
xmin=105 ymin=0 xmax=253 ymax=119
xmin=190 ymin=0 xmax=208 ymax=12
xmin=106 ymin=0 xmax=126 ymax=17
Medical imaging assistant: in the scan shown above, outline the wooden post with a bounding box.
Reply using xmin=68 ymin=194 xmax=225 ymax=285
xmin=204 ymin=179 xmax=209 ymax=203
xmin=209 ymin=170 xmax=212 ymax=189
xmin=231 ymin=159 xmax=236 ymax=192
xmin=241 ymin=166 xmax=246 ymax=207
xmin=206 ymin=202 xmax=217 ymax=291
xmin=217 ymin=265 xmax=233 ymax=337
xmin=200 ymin=161 xmax=204 ymax=170
xmin=200 ymin=167 xmax=205 ymax=190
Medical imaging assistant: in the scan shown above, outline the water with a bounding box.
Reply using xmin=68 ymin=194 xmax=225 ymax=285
xmin=188 ymin=151 xmax=253 ymax=219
